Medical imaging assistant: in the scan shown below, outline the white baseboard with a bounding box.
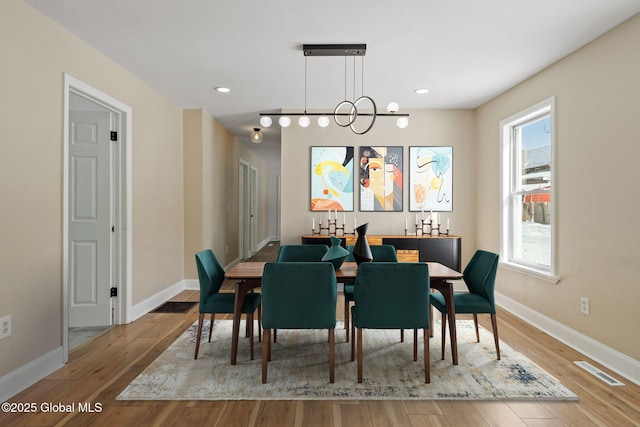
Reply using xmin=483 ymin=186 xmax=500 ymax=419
xmin=496 ymin=291 xmax=640 ymax=386
xmin=129 ymin=279 xmax=187 ymax=322
xmin=0 ymin=347 xmax=63 ymax=403
xmin=183 ymin=279 xmax=199 ymax=290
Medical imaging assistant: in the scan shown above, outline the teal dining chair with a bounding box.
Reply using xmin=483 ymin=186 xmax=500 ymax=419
xmin=194 ymin=249 xmax=262 ymax=360
xmin=272 ymin=244 xmax=329 ymax=342
xmin=351 ymin=262 xmax=431 ymax=383
xmin=343 ymin=245 xmax=398 ymax=342
xmin=277 ymin=244 xmax=329 ymax=262
xmin=261 ymin=262 xmax=338 ymax=383
xmin=430 ymin=250 xmax=501 ymax=360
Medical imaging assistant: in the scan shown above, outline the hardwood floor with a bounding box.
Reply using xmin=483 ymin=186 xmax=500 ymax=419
xmin=2 ymin=243 xmax=640 ymax=426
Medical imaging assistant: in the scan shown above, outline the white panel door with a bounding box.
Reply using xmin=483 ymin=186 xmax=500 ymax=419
xmin=69 ymin=111 xmax=112 ymax=327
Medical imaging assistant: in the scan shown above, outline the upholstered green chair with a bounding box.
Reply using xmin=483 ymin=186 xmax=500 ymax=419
xmin=351 ymin=262 xmax=431 ymax=383
xmin=430 ymin=250 xmax=500 ymax=360
xmin=194 ymin=249 xmax=262 ymax=360
xmin=261 ymin=262 xmax=338 ymax=383
xmin=272 ymin=244 xmax=329 ymax=342
xmin=343 ymin=245 xmax=398 ymax=342
xmin=277 ymin=244 xmax=329 ymax=262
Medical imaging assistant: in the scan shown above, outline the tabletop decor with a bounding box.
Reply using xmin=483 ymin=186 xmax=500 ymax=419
xmin=352 ymin=223 xmax=373 ymax=264
xmin=321 ymin=236 xmax=350 ymax=270
xmin=117 ymin=320 xmax=578 ymax=401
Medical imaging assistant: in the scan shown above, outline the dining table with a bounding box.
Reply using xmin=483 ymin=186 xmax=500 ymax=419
xmin=224 ymin=261 xmax=464 ymax=365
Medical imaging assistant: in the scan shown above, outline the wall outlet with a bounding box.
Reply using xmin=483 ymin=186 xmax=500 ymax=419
xmin=0 ymin=315 xmax=11 ymax=339
xmin=580 ymin=297 xmax=590 ymax=315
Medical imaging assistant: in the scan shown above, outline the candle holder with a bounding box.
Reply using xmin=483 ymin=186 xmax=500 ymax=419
xmin=415 ymin=218 xmax=450 ymax=236
xmin=313 ymin=219 xmax=352 ymax=236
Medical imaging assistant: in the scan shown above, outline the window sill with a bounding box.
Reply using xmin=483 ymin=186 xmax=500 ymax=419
xmin=499 ymin=261 xmax=560 ymax=284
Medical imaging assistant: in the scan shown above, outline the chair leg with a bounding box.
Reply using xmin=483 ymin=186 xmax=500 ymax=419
xmin=351 ymin=317 xmax=356 ymax=361
xmin=473 ymin=314 xmax=480 ymax=342
xmin=441 ymin=311 xmax=447 ymax=360
xmin=208 ymin=313 xmax=215 ymax=342
xmin=194 ymin=313 xmax=204 ymax=360
xmin=249 ymin=314 xmax=254 ymax=360
xmin=329 ymin=328 xmax=335 ymax=383
xmin=491 ymin=313 xmax=501 ymax=360
xmin=413 ymin=329 xmax=418 ymax=361
xmin=357 ymin=328 xmax=363 ymax=383
xmin=429 ymin=304 xmax=434 ymax=337
xmin=400 ymin=329 xmax=404 ymax=342
xmin=274 ymin=329 xmax=277 ymax=343
xmin=344 ymin=299 xmax=350 ymax=342
xmin=262 ymin=328 xmax=270 ymax=384
xmin=424 ymin=328 xmax=430 ymax=383
xmin=257 ymin=305 xmax=262 ymax=343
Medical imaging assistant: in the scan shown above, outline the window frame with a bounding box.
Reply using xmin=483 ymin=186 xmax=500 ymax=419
xmin=500 ymin=97 xmax=559 ymax=283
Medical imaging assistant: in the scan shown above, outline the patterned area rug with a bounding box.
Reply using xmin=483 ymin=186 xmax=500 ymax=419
xmin=117 ymin=320 xmax=577 ymax=401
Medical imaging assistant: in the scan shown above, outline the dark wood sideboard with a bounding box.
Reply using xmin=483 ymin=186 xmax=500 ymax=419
xmin=300 ymin=234 xmax=462 ymax=271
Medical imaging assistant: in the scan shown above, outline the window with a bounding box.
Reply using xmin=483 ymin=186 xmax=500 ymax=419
xmin=500 ymin=97 xmax=558 ymax=282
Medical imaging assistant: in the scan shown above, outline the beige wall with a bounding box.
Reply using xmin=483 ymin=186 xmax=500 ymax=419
xmin=281 ymin=109 xmax=477 ymax=265
xmin=0 ymin=0 xmax=184 ymax=377
xmin=476 ymin=14 xmax=640 ymax=359
xmin=183 ymin=109 xmax=270 ymax=279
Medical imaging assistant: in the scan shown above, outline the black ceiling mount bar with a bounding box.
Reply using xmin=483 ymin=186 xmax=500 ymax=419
xmin=302 ymin=44 xmax=366 ymax=56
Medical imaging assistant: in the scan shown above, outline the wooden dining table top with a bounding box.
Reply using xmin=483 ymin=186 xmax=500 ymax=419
xmin=225 ymin=261 xmax=462 ymax=281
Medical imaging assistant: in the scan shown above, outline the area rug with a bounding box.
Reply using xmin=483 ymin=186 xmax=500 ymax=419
xmin=150 ymin=301 xmax=197 ymax=313
xmin=117 ymin=320 xmax=577 ymax=401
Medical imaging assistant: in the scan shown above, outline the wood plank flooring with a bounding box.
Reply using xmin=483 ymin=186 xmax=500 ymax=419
xmin=2 ymin=242 xmax=640 ymax=426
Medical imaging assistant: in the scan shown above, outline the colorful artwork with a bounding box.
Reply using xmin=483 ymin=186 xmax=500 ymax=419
xmin=359 ymin=146 xmax=403 ymax=211
xmin=310 ymin=146 xmax=354 ymax=211
xmin=409 ymin=146 xmax=453 ymax=212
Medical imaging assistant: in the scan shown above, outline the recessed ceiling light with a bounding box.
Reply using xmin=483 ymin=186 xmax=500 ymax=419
xmin=414 ymin=88 xmax=430 ymax=94
xmin=214 ymin=87 xmax=231 ymax=93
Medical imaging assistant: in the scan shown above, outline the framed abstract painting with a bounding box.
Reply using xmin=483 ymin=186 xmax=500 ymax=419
xmin=409 ymin=146 xmax=453 ymax=212
xmin=310 ymin=146 xmax=354 ymax=211
xmin=359 ymin=146 xmax=403 ymax=211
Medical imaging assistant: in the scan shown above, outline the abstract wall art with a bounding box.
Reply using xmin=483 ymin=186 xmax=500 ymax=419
xmin=310 ymin=146 xmax=354 ymax=211
xmin=409 ymin=146 xmax=453 ymax=212
xmin=359 ymin=146 xmax=403 ymax=211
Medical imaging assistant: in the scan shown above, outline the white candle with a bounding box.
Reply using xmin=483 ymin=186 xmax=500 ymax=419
xmin=415 ymin=213 xmax=419 ymax=224
xmin=312 ymin=217 xmax=315 ymax=230
xmin=447 ymin=218 xmax=450 ymax=229
xmin=405 ymin=218 xmax=408 ymax=229
xmin=354 ymin=217 xmax=356 ymax=229
xmin=343 ymin=213 xmax=346 ymax=225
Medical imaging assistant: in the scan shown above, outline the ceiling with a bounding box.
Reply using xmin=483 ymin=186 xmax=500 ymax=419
xmin=27 ymin=0 xmax=640 ymax=158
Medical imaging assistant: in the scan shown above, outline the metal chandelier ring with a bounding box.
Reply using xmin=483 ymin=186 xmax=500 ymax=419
xmin=350 ymin=96 xmax=377 ymax=135
xmin=333 ymin=100 xmax=357 ymax=127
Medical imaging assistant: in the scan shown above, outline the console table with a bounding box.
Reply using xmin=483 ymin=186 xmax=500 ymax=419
xmin=300 ymin=234 xmax=461 ymax=271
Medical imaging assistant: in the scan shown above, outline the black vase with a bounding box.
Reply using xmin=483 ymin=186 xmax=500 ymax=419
xmin=353 ymin=223 xmax=373 ymax=265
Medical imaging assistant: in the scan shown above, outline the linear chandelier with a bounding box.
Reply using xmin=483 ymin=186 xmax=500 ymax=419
xmin=258 ymin=44 xmax=409 ymax=136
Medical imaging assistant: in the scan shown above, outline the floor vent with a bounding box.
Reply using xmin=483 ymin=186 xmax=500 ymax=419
xmin=574 ymin=361 xmax=625 ymax=386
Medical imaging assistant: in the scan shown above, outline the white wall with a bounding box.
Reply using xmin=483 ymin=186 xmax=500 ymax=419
xmin=476 ymin=13 xmax=640 ymax=360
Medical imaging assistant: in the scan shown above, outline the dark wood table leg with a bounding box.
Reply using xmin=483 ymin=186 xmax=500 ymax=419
xmin=443 ymin=281 xmax=458 ymax=365
xmin=231 ymin=282 xmax=245 ymax=365
xmin=431 ymin=279 xmax=458 ymax=365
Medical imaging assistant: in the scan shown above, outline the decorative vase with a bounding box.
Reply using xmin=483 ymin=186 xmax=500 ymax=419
xmin=321 ymin=236 xmax=350 ymax=270
xmin=352 ymin=223 xmax=373 ymax=265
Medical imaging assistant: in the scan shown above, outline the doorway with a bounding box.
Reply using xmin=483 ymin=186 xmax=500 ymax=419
xmin=239 ymin=160 xmax=258 ymax=259
xmin=63 ymin=74 xmax=132 ymax=362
